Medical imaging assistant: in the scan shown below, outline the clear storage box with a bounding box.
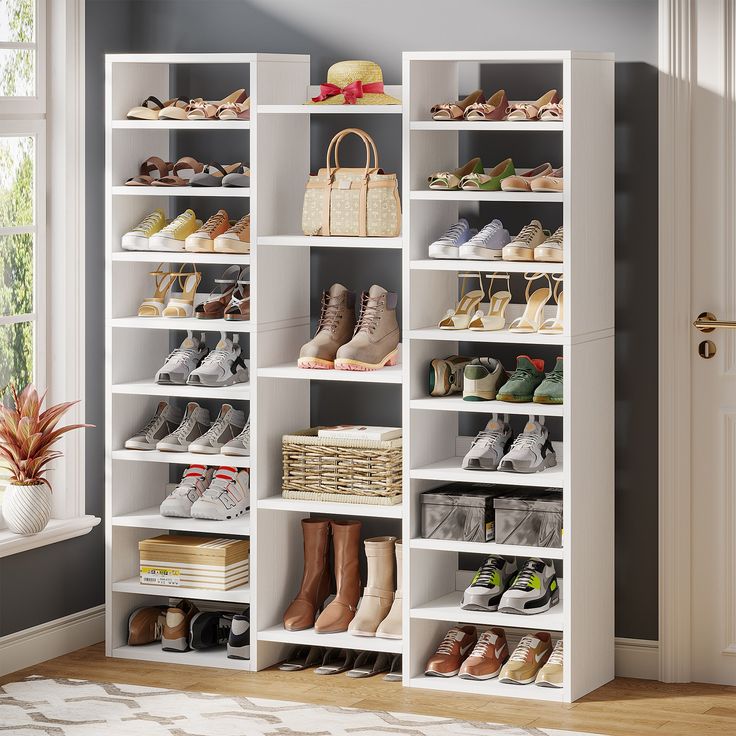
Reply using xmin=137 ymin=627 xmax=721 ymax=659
xmin=493 ymin=492 xmax=563 ymax=548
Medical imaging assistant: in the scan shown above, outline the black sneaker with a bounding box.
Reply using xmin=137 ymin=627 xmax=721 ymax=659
xmin=227 ymin=611 xmax=251 ymax=659
xmin=189 ymin=611 xmax=232 ymax=650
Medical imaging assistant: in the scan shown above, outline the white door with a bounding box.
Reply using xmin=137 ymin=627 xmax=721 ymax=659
xmin=689 ymin=1 xmax=736 ymax=686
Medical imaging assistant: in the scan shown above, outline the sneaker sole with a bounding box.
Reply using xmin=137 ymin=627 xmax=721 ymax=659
xmin=428 ymin=245 xmax=460 ymax=258
xmin=121 ymin=235 xmax=151 ymax=251
xmin=458 ymin=246 xmax=503 ymax=260
xmin=499 ymin=452 xmax=557 ymax=474
xmin=186 ymin=445 xmax=222 ymax=455
xmin=533 ymin=249 xmax=563 ymax=262
xmin=161 ymin=636 xmax=189 ymax=652
xmin=535 ymin=677 xmax=563 ymax=688
xmin=155 ymin=443 xmax=190 ymax=452
xmin=458 ymin=666 xmax=502 ymax=680
xmin=187 ymin=370 xmax=248 ymax=388
xmin=499 ymin=675 xmax=537 ymax=685
xmin=221 ymin=447 xmax=249 ymax=456
xmin=463 ymin=393 xmax=496 ymax=401
xmin=191 ymin=507 xmax=248 ymax=520
xmin=499 ymin=589 xmax=560 ymax=615
xmin=297 ymin=357 xmax=334 ymax=369
xmin=149 ymin=238 xmax=186 ymax=251
xmin=502 ymin=247 xmax=534 ymax=261
xmin=533 ymin=395 xmax=563 ymax=405
xmin=214 ymin=241 xmax=250 ymax=254
xmin=334 ymin=349 xmax=398 ymax=372
xmin=496 ymin=394 xmax=535 ymax=402
xmin=424 ymin=668 xmax=460 ymax=677
xmin=462 ymin=458 xmax=499 ymax=471
xmin=429 ymin=359 xmax=452 ymax=396
xmin=227 ymin=643 xmax=251 ymax=659
xmin=124 ymin=440 xmax=158 ymax=450
xmin=184 ymin=237 xmax=215 ymax=252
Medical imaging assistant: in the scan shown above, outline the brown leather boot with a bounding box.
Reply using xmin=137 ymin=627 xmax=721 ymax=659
xmin=334 ymin=285 xmax=400 ymax=371
xmin=314 ymin=520 xmax=361 ymax=633
xmin=283 ymin=518 xmax=331 ymax=631
xmin=298 ymin=284 xmax=356 ymax=369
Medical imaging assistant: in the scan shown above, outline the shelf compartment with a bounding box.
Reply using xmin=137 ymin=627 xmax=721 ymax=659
xmin=409 ymin=327 xmax=564 ymax=346
xmin=410 ymin=456 xmax=563 ymax=488
xmin=112 ymin=576 xmax=250 ymax=604
xmin=112 ymin=120 xmax=251 ymax=130
xmin=258 ymin=234 xmax=402 ymax=249
xmin=112 ymin=506 xmax=251 ymax=535
xmin=112 ymin=251 xmax=251 ymax=266
xmin=258 ymin=624 xmax=402 ymax=653
xmin=410 ymin=190 xmax=562 ymax=203
xmin=259 ymin=495 xmax=402 ymax=519
xmin=112 ymin=380 xmax=251 ymax=401
xmin=409 ymin=537 xmax=564 ymax=560
xmin=408 ymin=675 xmax=565 ymax=702
xmin=410 ymin=120 xmax=564 ymax=132
xmin=111 ymin=316 xmax=253 ymax=333
xmin=112 ymin=449 xmax=252 ymax=469
xmin=410 ymin=397 xmax=563 ymax=418
xmin=112 ymin=186 xmax=250 ymax=198
xmin=258 ymin=363 xmax=403 ymax=384
xmin=410 ymin=259 xmax=563 ymax=275
xmin=112 ymin=644 xmax=252 ymax=671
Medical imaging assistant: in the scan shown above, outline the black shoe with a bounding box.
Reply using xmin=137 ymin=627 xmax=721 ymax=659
xmin=189 ymin=611 xmax=232 ymax=650
xmin=227 ymin=610 xmax=250 ymax=659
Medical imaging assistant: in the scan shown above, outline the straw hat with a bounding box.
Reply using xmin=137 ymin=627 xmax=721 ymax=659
xmin=309 ymin=60 xmax=401 ymax=105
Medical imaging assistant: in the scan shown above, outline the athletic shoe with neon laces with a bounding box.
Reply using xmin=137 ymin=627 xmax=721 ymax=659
xmin=122 ymin=209 xmax=167 ymax=251
xmin=428 ymin=219 xmax=476 ymax=259
xmin=498 ymin=418 xmax=556 ymax=473
xmin=535 ymin=638 xmax=564 ymax=687
xmin=462 ymin=415 xmax=513 ymax=470
xmin=160 ymin=465 xmax=213 ymax=518
xmin=499 ymin=558 xmax=560 ymax=615
xmin=190 ymin=467 xmax=250 ymax=520
xmin=459 ymin=628 xmax=510 ymax=680
xmin=498 ymin=632 xmax=553 ymax=684
xmin=458 ymin=219 xmax=510 ymax=260
xmin=462 ymin=555 xmax=518 ymax=611
xmin=155 ymin=334 xmax=208 ymax=385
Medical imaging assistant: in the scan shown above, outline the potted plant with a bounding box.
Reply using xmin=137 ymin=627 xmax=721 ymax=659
xmin=0 ymin=384 xmax=92 ymax=535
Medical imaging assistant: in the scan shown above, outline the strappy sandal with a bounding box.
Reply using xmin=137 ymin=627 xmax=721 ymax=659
xmin=187 ymin=89 xmax=248 ymax=120
xmin=224 ymin=276 xmax=250 ymax=322
xmin=125 ymin=156 xmax=172 ymax=186
xmin=162 ymin=264 xmax=201 ymax=318
xmin=430 ymin=89 xmax=485 ymax=120
xmin=459 ymin=158 xmax=515 ymax=191
xmin=127 ymin=96 xmax=188 ymax=121
xmin=216 ymin=96 xmax=251 ymax=121
xmin=194 ymin=265 xmax=240 ymax=320
xmin=506 ymin=89 xmax=560 ymax=121
xmin=464 ymin=89 xmax=509 ymax=121
xmin=508 ymin=273 xmax=552 ymax=333
xmin=439 ymin=272 xmax=485 ymax=329
xmin=137 ymin=264 xmax=180 ymax=317
xmin=469 ymin=273 xmax=512 ymax=331
xmin=314 ymin=648 xmax=356 ymax=675
xmin=346 ymin=651 xmax=392 ymax=678
xmin=539 ymin=98 xmax=564 ymax=121
xmin=500 ymin=163 xmax=553 ymax=192
xmin=428 ymin=157 xmax=483 ymax=190
xmin=151 ymin=156 xmax=204 ymax=187
xmin=539 ymin=274 xmax=564 ymax=334
xmin=190 ymin=162 xmax=247 ymax=188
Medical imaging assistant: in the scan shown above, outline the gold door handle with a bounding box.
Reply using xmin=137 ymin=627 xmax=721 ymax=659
xmin=693 ymin=312 xmax=736 ymax=332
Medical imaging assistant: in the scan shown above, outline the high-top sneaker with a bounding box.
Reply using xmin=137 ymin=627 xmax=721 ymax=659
xmin=222 ymin=417 xmax=250 ymax=456
xmin=156 ymin=402 xmax=211 ymax=452
xmin=188 ymin=404 xmax=246 ymax=454
xmin=334 ymin=285 xmax=400 ymax=371
xmin=298 ymin=283 xmax=356 ymax=369
xmin=125 ymin=401 xmax=183 ymax=450
xmin=155 ymin=333 xmax=208 ymax=385
xmin=227 ymin=611 xmax=251 ymax=659
xmin=160 ymin=465 xmax=213 ymax=517
xmin=498 ymin=418 xmax=556 ymax=473
xmin=191 ymin=467 xmax=250 ymax=520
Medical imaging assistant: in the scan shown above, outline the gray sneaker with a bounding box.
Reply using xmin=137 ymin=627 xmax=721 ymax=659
xmin=221 ymin=417 xmax=250 ymax=456
xmin=462 ymin=415 xmax=512 ymax=470
xmin=189 ymin=404 xmax=246 ymax=454
xmin=156 ymin=334 xmax=208 ymax=385
xmin=187 ymin=337 xmax=248 ymax=387
xmin=125 ymin=401 xmax=183 ymax=450
xmin=458 ymin=219 xmax=510 ymax=260
xmin=498 ymin=419 xmax=557 ymax=473
xmin=463 ymin=358 xmax=507 ymax=401
xmin=156 ymin=402 xmax=211 ymax=452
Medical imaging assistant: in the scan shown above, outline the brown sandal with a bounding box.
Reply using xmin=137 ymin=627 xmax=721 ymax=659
xmin=224 ymin=277 xmax=251 ymax=321
xmin=125 ymin=156 xmax=172 ymax=186
xmin=194 ymin=265 xmax=241 ymax=320
xmin=151 ymin=156 xmax=204 ymax=187
xmin=464 ymin=89 xmax=509 ymax=121
xmin=431 ymin=89 xmax=485 ymax=120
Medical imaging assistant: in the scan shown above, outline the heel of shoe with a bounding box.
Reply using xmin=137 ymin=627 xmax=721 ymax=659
xmin=161 ymin=636 xmax=189 ymax=652
xmin=384 ymin=350 xmax=399 ymax=367
xmin=227 ymin=643 xmax=251 ymax=660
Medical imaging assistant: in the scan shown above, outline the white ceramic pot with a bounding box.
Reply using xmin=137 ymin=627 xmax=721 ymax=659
xmin=2 ymin=483 xmax=52 ymax=535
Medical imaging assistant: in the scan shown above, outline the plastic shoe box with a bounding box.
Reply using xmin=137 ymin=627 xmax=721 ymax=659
xmin=493 ymin=491 xmax=563 ymax=548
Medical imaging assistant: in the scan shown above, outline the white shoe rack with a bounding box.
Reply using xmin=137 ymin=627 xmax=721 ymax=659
xmin=105 ymin=50 xmax=614 ymax=703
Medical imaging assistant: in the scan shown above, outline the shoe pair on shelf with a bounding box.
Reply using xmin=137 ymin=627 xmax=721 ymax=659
xmin=278 ymin=645 xmax=402 ymax=681
xmin=428 ymin=159 xmax=562 ymax=193
xmin=124 ymin=400 xmax=248 ymax=455
xmin=128 ymin=601 xmax=250 ymax=658
xmin=160 ymin=463 xmax=250 ymax=521
xmin=127 ymin=88 xmax=251 ymax=121
xmin=430 ymin=88 xmax=562 ymax=122
xmin=503 ymin=221 xmax=563 ymax=262
xmin=156 ymin=334 xmax=248 ymax=388
xmin=298 ymin=283 xmax=400 ymax=371
xmin=125 ymin=156 xmax=250 ymax=188
xmin=428 ymin=218 xmax=511 ymax=260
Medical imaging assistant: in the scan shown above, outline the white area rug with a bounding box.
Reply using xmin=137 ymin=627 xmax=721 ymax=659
xmin=0 ymin=676 xmax=603 ymax=735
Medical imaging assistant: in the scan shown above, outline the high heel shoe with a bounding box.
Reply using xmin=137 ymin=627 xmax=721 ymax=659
xmin=538 ymin=275 xmax=564 ymax=334
xmin=428 ymin=158 xmax=483 ymax=190
xmin=469 ymin=274 xmax=511 ymax=331
xmin=508 ymin=273 xmax=552 ymax=333
xmin=439 ymin=273 xmax=485 ymax=330
xmin=430 ymin=89 xmax=485 ymax=120
xmin=162 ymin=264 xmax=201 ymax=318
xmin=137 ymin=264 xmax=183 ymax=317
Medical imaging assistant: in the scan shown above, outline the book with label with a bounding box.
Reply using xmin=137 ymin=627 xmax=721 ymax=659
xmin=317 ymin=425 xmax=402 ymax=441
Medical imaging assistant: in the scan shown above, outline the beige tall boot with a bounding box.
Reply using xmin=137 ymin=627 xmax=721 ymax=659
xmin=376 ymin=539 xmax=402 ymax=639
xmin=348 ymin=536 xmax=396 ymax=637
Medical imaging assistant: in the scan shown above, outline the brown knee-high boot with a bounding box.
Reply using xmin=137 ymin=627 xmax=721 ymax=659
xmin=283 ymin=518 xmax=331 ymax=631
xmin=314 ymin=519 xmax=361 ymax=633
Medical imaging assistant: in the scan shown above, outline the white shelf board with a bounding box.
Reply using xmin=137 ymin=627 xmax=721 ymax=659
xmin=410 ymin=120 xmax=563 ymax=132
xmin=111 ymin=316 xmax=252 ymax=333
xmin=258 ymin=105 xmax=401 ymax=115
xmin=112 ymin=251 xmax=250 ymax=265
xmin=410 ymin=190 xmax=562 ymax=203
xmin=258 ymin=495 xmax=402 ymax=519
xmin=112 ymin=449 xmax=252 ymax=468
xmin=409 ymin=326 xmax=564 ymax=346
xmin=112 ymin=506 xmax=251 ymax=535
xmin=410 ymin=259 xmax=563 ymax=274
xmin=113 ymin=644 xmax=252 ymax=671
xmin=410 ymin=397 xmax=563 ymax=418
xmin=409 ymin=675 xmax=564 ymax=702
xmin=112 ymin=379 xmax=251 ymax=401
xmin=258 ymin=625 xmax=402 ymax=653
xmin=258 ymin=363 xmax=403 ymax=384
xmin=411 ymin=590 xmax=564 ymax=631
xmin=113 ymin=576 xmax=250 ymax=604
xmin=112 ymin=186 xmax=250 ymax=198
xmin=404 ymin=49 xmax=612 ymax=62
xmin=258 ymin=234 xmax=402 ymax=249
xmin=107 ymin=52 xmax=308 ymax=64
xmin=409 ymin=537 xmax=564 ymax=560
xmin=112 ymin=119 xmax=250 ymax=130
xmin=410 ymin=456 xmax=564 ymax=488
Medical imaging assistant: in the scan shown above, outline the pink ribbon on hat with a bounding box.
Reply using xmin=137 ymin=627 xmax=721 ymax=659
xmin=311 ymin=80 xmax=385 ymax=104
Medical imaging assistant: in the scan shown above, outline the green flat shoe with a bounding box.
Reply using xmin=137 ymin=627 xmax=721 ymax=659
xmin=459 ymin=157 xmax=515 ymax=191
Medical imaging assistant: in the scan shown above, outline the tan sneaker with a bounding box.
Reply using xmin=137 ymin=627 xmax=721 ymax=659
xmin=185 ymin=209 xmax=230 ymax=253
xmin=298 ymin=284 xmax=355 ymax=369
xmin=334 ymin=285 xmax=400 ymax=371
xmin=459 ymin=628 xmax=510 ymax=680
xmin=534 ymin=226 xmax=564 ymax=263
xmin=161 ymin=600 xmax=199 ymax=652
xmin=502 ymin=220 xmax=548 ymax=262
xmin=215 ymin=214 xmax=251 ymax=254
xmin=535 ymin=638 xmax=564 ymax=688
xmin=425 ymin=625 xmax=477 ymax=677
xmin=498 ymin=631 xmax=553 ymax=684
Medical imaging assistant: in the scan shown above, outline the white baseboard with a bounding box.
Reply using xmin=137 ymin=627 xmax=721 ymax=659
xmin=615 ymin=637 xmax=660 ymax=680
xmin=0 ymin=604 xmax=105 ymax=678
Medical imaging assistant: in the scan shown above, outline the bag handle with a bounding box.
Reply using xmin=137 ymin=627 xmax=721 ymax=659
xmin=325 ymin=128 xmax=379 ymax=179
xmin=332 ymin=128 xmax=379 ymax=170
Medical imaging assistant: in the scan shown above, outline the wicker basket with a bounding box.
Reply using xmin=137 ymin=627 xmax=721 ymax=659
xmin=282 ymin=428 xmax=402 ymax=506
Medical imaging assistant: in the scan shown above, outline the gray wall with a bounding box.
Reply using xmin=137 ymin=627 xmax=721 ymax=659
xmin=0 ymin=0 xmax=658 ymax=642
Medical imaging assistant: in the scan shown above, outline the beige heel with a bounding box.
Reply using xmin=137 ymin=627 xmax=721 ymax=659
xmin=439 ymin=273 xmax=485 ymax=329
xmin=508 ymin=273 xmax=552 ymax=333
xmin=162 ymin=264 xmax=201 ymax=318
xmin=138 ymin=265 xmax=180 ymax=317
xmin=469 ymin=274 xmax=511 ymax=331
xmin=538 ymin=275 xmax=564 ymax=334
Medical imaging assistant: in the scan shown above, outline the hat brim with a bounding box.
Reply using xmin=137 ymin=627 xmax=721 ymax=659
xmin=308 ymin=92 xmax=402 ymax=106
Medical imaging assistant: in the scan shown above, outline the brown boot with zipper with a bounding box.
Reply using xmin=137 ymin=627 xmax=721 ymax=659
xmin=298 ymin=283 xmax=356 ymax=369
xmin=314 ymin=520 xmax=362 ymax=633
xmin=283 ymin=519 xmax=331 ymax=631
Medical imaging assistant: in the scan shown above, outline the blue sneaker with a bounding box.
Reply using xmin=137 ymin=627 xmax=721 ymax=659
xmin=459 ymin=219 xmax=510 ymax=260
xmin=428 ymin=219 xmax=476 ymax=259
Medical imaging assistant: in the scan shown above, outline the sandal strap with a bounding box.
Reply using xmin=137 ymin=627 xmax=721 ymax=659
xmin=140 ymin=156 xmax=170 ymax=178
xmin=173 ymin=156 xmax=203 ymax=175
xmin=141 ymin=95 xmax=165 ymax=110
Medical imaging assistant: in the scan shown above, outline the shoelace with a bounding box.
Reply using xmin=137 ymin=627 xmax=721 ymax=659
xmin=545 ymin=227 xmax=563 ymax=245
xmin=233 ymin=420 xmax=250 ymax=447
xmin=229 ymin=216 xmax=250 ymax=235
xmin=165 ymin=346 xmax=201 ymax=367
xmin=510 ymin=636 xmax=537 ymax=662
xmin=469 ymin=632 xmax=495 ymax=657
xmin=509 ymin=432 xmax=543 ymax=452
xmin=515 ymin=223 xmax=539 ymax=244
xmin=202 ymin=412 xmax=234 ymax=441
xmin=134 ymin=212 xmax=162 ymax=233
xmin=507 ymin=365 xmax=538 ymax=383
xmin=439 ymin=221 xmax=468 ymax=243
xmin=355 ymin=293 xmax=382 ymax=334
xmin=153 ymin=618 xmax=164 ymax=640
xmin=544 ymin=369 xmax=563 ymax=384
xmin=509 ymin=563 xmax=541 ymax=590
xmin=472 ymin=429 xmax=505 ymax=448
xmin=170 ymin=412 xmax=200 ymax=440
xmin=135 ymin=411 xmax=165 ymax=436
xmin=473 ymin=558 xmax=503 ymax=586
xmin=165 ymin=212 xmax=192 ymax=233
xmin=201 ymin=348 xmax=236 ymax=369
xmin=316 ymin=293 xmax=343 ymax=333
xmin=436 ymin=629 xmax=463 ymax=655
xmin=470 ymin=222 xmax=499 ymax=243
xmin=547 ymin=642 xmax=563 ymax=666
xmin=201 ymin=211 xmax=227 ymax=233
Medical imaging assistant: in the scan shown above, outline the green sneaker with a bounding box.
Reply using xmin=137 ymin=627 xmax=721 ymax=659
xmin=496 ymin=355 xmax=545 ymax=402
xmin=533 ymin=357 xmax=563 ymax=405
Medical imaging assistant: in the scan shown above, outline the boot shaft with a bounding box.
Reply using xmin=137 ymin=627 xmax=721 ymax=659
xmin=331 ymin=519 xmax=362 ymax=602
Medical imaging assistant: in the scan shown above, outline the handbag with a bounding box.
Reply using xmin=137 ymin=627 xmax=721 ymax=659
xmin=302 ymin=127 xmax=401 ymax=237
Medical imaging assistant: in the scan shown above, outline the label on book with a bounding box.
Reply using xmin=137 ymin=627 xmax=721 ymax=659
xmin=317 ymin=425 xmax=402 ymax=441
xmin=140 ymin=566 xmax=181 ymax=586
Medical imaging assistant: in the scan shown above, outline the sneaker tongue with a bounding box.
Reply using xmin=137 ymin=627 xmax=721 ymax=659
xmin=180 ymin=334 xmax=201 ymax=350
xmin=530 ymin=219 xmax=542 ymax=229
xmin=218 ymin=403 xmax=234 ymax=418
xmin=328 ymin=283 xmax=348 ymax=297
xmin=489 ymin=218 xmax=502 ymax=229
xmin=523 ymin=420 xmax=544 ymax=434
xmin=485 ymin=418 xmax=504 ymax=432
xmin=184 ymin=401 xmax=200 ymax=416
xmin=215 ymin=336 xmax=234 ymax=351
xmin=368 ymin=284 xmax=387 ymax=299
xmin=155 ymin=400 xmax=168 ymax=415
xmin=211 ymin=466 xmax=238 ymax=487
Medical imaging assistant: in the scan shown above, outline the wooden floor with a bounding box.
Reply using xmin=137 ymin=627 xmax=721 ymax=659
xmin=3 ymin=643 xmax=736 ymax=735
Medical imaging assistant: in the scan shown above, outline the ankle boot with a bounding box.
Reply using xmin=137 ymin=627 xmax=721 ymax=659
xmin=314 ymin=520 xmax=361 ymax=633
xmin=298 ymin=283 xmax=356 ymax=369
xmin=283 ymin=519 xmax=331 ymax=631
xmin=376 ymin=539 xmax=402 ymax=639
xmin=334 ymin=285 xmax=400 ymax=371
xmin=349 ymin=536 xmax=397 ymax=637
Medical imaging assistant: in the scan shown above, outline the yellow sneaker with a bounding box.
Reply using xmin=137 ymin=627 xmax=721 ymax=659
xmin=498 ymin=632 xmax=552 ymax=685
xmin=122 ymin=209 xmax=166 ymax=251
xmin=535 ymin=639 xmax=563 ymax=688
xmin=150 ymin=209 xmax=201 ymax=252
xmin=214 ymin=214 xmax=250 ymax=254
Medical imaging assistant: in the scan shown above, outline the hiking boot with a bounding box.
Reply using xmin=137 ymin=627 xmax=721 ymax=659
xmin=533 ymin=356 xmax=563 ymax=404
xmin=429 ymin=355 xmax=472 ymax=396
xmin=462 ymin=357 xmax=507 ymax=401
xmin=496 ymin=355 xmax=545 ymax=402
xmin=298 ymin=284 xmax=356 ymax=369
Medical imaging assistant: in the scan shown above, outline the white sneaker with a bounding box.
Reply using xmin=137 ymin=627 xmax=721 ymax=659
xmin=122 ymin=209 xmax=167 ymax=251
xmin=188 ymin=404 xmax=246 ymax=454
xmin=124 ymin=401 xmax=183 ymax=450
xmin=191 ymin=467 xmax=250 ymax=520
xmin=156 ymin=402 xmax=211 ymax=452
xmin=160 ymin=465 xmax=213 ymax=517
xmin=221 ymin=418 xmax=250 ymax=456
xmin=156 ymin=334 xmax=208 ymax=385
xmin=428 ymin=219 xmax=476 ymax=259
xmin=187 ymin=337 xmax=248 ymax=387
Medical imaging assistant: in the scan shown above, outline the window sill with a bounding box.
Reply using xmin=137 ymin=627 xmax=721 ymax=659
xmin=0 ymin=515 xmax=100 ymax=559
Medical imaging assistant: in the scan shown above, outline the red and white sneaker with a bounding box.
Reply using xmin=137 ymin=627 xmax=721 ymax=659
xmin=190 ymin=467 xmax=250 ymax=520
xmin=160 ymin=465 xmax=213 ymax=518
